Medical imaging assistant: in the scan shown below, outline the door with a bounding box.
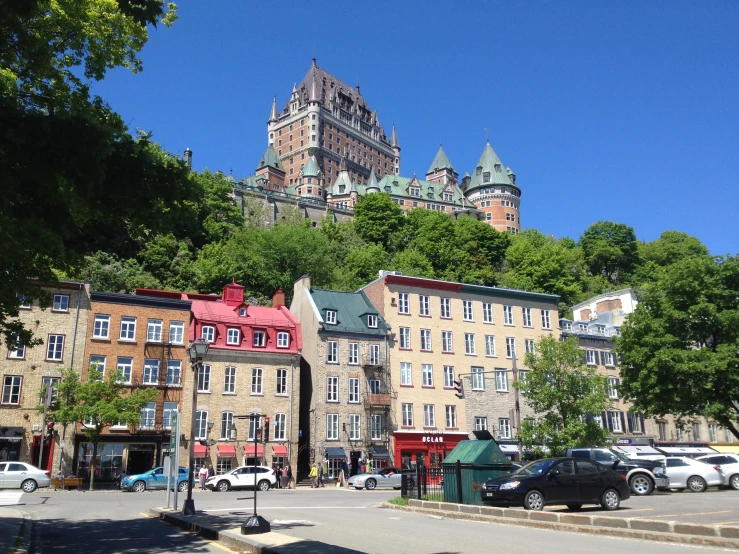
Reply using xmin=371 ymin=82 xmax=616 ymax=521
xmin=149 ymin=467 xmax=166 ymax=489
xmin=4 ymin=463 xmax=29 ymax=488
xmin=665 ymin=458 xmax=689 ymax=487
xmin=575 ymin=460 xmax=603 ymax=502
xmin=127 ymin=445 xmax=155 ymax=475
xmin=0 ymin=462 xmax=6 ymax=488
xmin=350 ymin=452 xmax=361 ymax=477
xmin=542 ymin=459 xmax=578 ymax=503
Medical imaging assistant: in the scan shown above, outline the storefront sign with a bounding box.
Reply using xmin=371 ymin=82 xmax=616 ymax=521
xmin=422 ymin=436 xmax=444 ymax=443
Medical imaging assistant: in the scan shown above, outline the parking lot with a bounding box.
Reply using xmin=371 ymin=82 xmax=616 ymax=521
xmin=544 ymin=487 xmax=739 ymax=525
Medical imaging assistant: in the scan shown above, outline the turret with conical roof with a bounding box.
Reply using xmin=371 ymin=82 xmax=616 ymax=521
xmin=391 ymin=123 xmax=401 ymax=175
xmin=426 ymin=143 xmax=458 ymax=185
xmin=366 ymin=167 xmax=380 ymax=193
xmin=254 ymin=144 xmax=286 ymax=193
xmin=269 ymin=95 xmax=279 ymax=122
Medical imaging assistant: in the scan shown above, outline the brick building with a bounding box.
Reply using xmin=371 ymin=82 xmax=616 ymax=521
xmin=0 ymin=282 xmax=90 ymax=474
xmin=290 ymin=276 xmax=392 ymax=478
xmin=73 ymin=291 xmax=192 ymax=482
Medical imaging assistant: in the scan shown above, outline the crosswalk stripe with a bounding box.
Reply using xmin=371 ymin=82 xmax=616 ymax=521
xmin=0 ymin=491 xmax=24 ymax=506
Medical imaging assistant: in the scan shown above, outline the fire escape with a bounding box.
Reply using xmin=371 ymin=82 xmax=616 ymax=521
xmin=361 ymin=350 xmax=395 ymax=454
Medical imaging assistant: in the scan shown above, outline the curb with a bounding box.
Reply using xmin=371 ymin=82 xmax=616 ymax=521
xmin=384 ymin=500 xmax=739 ymax=549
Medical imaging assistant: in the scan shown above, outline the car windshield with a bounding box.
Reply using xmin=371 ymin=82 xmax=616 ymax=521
xmin=515 ymin=460 xmax=555 ymax=476
xmin=610 ymin=450 xmax=631 ymax=462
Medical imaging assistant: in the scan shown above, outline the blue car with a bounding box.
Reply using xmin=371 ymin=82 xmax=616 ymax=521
xmin=122 ymin=466 xmax=189 ymax=492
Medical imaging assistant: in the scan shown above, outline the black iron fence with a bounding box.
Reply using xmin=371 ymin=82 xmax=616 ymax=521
xmin=401 ymin=463 xmax=461 ymax=503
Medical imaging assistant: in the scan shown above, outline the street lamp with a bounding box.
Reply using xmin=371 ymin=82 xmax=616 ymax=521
xmin=183 ymin=337 xmax=210 ymax=516
xmin=231 ymin=414 xmax=271 ymax=535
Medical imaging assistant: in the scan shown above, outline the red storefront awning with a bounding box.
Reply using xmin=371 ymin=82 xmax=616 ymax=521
xmin=193 ymin=444 xmax=208 ymax=457
xmin=243 ymin=443 xmax=264 ymax=457
xmin=272 ymin=445 xmax=288 ymax=457
xmin=217 ymin=444 xmax=236 ymax=457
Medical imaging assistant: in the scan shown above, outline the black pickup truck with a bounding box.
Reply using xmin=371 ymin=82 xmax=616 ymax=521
xmin=565 ymin=447 xmax=669 ymax=495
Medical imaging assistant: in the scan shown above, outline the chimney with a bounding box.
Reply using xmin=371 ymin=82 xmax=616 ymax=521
xmin=222 ymin=280 xmax=244 ymax=307
xmin=272 ymin=288 xmax=285 ymax=308
xmin=183 ymin=147 xmax=192 ymax=168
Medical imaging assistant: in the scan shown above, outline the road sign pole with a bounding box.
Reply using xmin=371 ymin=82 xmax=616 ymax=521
xmin=173 ymin=413 xmax=181 ymax=510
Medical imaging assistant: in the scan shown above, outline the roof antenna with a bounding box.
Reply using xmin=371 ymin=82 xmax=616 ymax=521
xmin=312 ymin=44 xmax=317 ymax=66
xmin=484 ymin=127 xmax=489 ymax=143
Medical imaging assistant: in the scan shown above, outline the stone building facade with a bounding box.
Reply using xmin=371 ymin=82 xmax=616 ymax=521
xmin=0 ymin=282 xmax=90 ymax=474
xmin=290 ymin=276 xmax=392 ymax=478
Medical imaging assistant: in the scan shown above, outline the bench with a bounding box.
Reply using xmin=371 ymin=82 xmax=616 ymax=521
xmin=51 ymin=477 xmax=83 ymax=490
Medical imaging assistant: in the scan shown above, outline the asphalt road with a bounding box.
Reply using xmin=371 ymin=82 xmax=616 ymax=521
xmin=7 ymin=486 xmax=739 ymax=553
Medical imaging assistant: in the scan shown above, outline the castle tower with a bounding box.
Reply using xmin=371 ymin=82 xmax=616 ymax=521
xmin=297 ymin=155 xmax=323 ymax=200
xmin=463 ymin=141 xmax=521 ymax=233
xmin=425 ymin=144 xmax=458 ymax=185
xmin=255 ymin=144 xmax=286 ymax=193
xmin=391 ymin=123 xmax=401 ymax=175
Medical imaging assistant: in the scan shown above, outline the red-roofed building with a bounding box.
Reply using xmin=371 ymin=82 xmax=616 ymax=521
xmin=137 ymin=282 xmax=302 ymax=476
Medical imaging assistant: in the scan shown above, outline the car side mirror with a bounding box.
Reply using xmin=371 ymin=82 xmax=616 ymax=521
xmin=548 ymin=469 xmax=560 ymax=480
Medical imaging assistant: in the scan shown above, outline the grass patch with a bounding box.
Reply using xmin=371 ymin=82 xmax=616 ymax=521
xmin=388 ymin=497 xmax=408 ymax=506
xmin=421 ymin=493 xmax=444 ymax=501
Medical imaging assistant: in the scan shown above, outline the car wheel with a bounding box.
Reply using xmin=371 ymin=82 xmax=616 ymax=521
xmin=687 ymin=475 xmax=707 ymax=493
xmin=601 ymin=489 xmax=620 ymax=510
xmin=365 ymin=479 xmax=377 ymax=490
xmin=629 ymin=474 xmax=654 ymax=496
xmin=217 ymin=480 xmax=230 ymax=492
xmin=566 ymin=504 xmax=582 ymax=511
xmin=133 ymin=480 xmax=146 ymax=493
xmin=21 ymin=479 xmax=37 ymax=493
xmin=523 ymin=490 xmax=544 ymax=511
xmin=178 ymin=480 xmax=189 ymax=492
xmin=730 ymin=475 xmax=739 ymax=491
xmin=258 ymin=480 xmax=270 ymax=492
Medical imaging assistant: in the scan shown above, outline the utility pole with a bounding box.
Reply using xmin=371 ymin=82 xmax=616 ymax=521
xmin=38 ymin=384 xmax=54 ymax=472
xmin=512 ymin=353 xmax=523 ymax=460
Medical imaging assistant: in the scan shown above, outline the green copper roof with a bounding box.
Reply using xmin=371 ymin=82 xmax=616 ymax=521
xmin=366 ymin=169 xmax=380 ymax=192
xmin=427 ymin=145 xmax=455 ymax=174
xmin=329 ymin=169 xmax=354 ymax=195
xmin=375 ymin=175 xmax=465 ymax=204
xmin=466 ymin=142 xmax=515 ymax=191
xmin=302 ymin=155 xmax=319 ymax=177
xmin=310 ymin=289 xmax=389 ymax=336
xmin=257 ymin=144 xmax=285 ymax=173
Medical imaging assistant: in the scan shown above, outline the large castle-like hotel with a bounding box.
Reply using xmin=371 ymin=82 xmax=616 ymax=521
xmin=233 ymin=59 xmax=522 ymax=233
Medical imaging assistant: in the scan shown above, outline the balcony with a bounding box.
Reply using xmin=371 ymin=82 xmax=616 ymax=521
xmin=361 ymin=355 xmax=385 ymax=369
xmin=366 ymin=393 xmax=391 ymax=407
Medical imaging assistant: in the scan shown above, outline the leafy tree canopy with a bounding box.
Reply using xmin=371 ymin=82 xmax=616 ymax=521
xmin=352 ymin=193 xmax=404 ymax=250
xmin=580 ymin=221 xmax=640 ymax=284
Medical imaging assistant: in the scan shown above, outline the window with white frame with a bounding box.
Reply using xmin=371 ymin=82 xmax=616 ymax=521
xmin=499 ymin=418 xmax=511 ymax=439
xmin=474 ymin=417 xmax=488 ymax=431
xmin=147 ymin=319 xmax=163 ymax=342
xmin=603 ymin=351 xmax=615 ymax=366
xmin=446 ymin=405 xmax=457 ymax=428
xmin=369 ymin=379 xmax=381 ymax=394
xmin=440 ymin=297 xmax=451 ymax=318
xmin=503 ymin=305 xmax=514 ymax=325
xmin=326 ymin=414 xmax=339 ymax=440
xmin=325 ymin=310 xmax=337 ymax=325
xmin=326 ymin=341 xmax=338 ymax=363
xmin=369 ymin=344 xmax=380 ymax=365
xmin=276 ymin=368 xmax=287 ymax=395
xmin=119 ymin=316 xmax=136 ymax=341
xmin=464 ymin=333 xmax=476 ymax=355
xmin=348 ymin=378 xmax=360 ymax=403
xmin=46 ymin=334 xmax=64 ymax=360
xmin=163 ymin=402 xmax=178 ymax=429
xmin=423 ymin=404 xmax=435 ymax=427
xmin=197 ymin=364 xmax=210 ymax=391
xmin=709 ymin=423 xmax=717 ymax=442
xmin=495 ymin=369 xmax=509 ymax=391
xmin=485 ymin=335 xmax=496 ymax=357
xmin=247 ymin=413 xmax=259 ymax=441
xmin=437 ymin=331 xmax=452 ymax=354
xmin=505 ymin=337 xmax=516 ymax=358
xmin=367 ymin=314 xmax=378 ymax=328
xmin=608 ymin=377 xmax=619 ymax=399
xmin=400 ymin=362 xmax=412 ymax=386
xmin=463 ymin=300 xmax=474 ymax=321
xmin=251 ymin=367 xmax=263 ymax=394
xmin=483 ymin=302 xmax=494 ymax=323
xmin=541 ymin=310 xmax=551 ymax=329
xmin=348 ymin=342 xmax=359 ymax=365
xmin=370 ymin=414 xmax=383 ymax=440
xmin=443 ymin=366 xmax=454 ymax=388
xmin=692 ymin=422 xmax=702 ymax=441
xmin=166 ymin=360 xmax=182 ymax=386
xmin=472 ymin=366 xmax=485 ymax=390
xmin=398 ymin=292 xmax=409 ymax=314
xmin=342 ymin=413 xmax=358 ymax=440
xmin=420 ymin=329 xmax=432 ymax=351
xmin=422 ymin=364 xmax=433 ymax=387
xmin=518 ymin=369 xmax=528 ymax=384
xmin=274 ymin=413 xmax=286 ymax=440
xmin=195 ymin=410 xmax=208 ymax=439
xmin=89 ymin=355 xmax=106 ymax=376
xmin=140 ymin=402 xmax=156 ymax=429
xmin=220 ymin=411 xmax=234 ymax=439
xmin=253 ymin=331 xmax=266 ymax=347
xmin=226 ymin=328 xmax=240 ymax=345
xmin=169 ymin=321 xmax=184 ymax=344
xmin=52 ymin=294 xmax=69 ymax=312
xmin=402 ymin=403 xmax=413 ymax=426
xmin=327 ymin=376 xmax=339 ymax=402
xmin=277 ymin=331 xmax=289 ymax=348
xmin=239 ymin=307 xmax=246 ymax=317
xmin=522 ymin=308 xmax=532 ymax=327
xmin=525 ymin=339 xmax=535 ymax=354
xmin=201 ymin=325 xmax=215 ymax=343
xmin=611 ymin=411 xmax=623 ymax=432
xmin=224 ymin=366 xmax=236 ymax=393
xmin=585 ymin=350 xmax=597 ymax=365
xmin=93 ymin=315 xmax=110 ymax=339
xmin=116 ymin=357 xmax=133 ymax=384
xmin=419 ymin=295 xmax=430 ymax=316
xmin=630 ymin=412 xmax=643 ymax=433
xmin=1 ymin=376 xmax=22 ymax=405
xmin=7 ymin=334 xmax=24 ymax=359
xmin=725 ymin=427 xmax=733 ymax=443
xmin=399 ymin=327 xmax=411 ymax=349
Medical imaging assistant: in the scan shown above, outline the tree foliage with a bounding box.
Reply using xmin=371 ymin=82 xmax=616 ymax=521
xmin=580 ymin=221 xmax=640 ymax=284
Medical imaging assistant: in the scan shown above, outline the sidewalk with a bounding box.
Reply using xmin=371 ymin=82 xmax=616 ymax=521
xmin=0 ymin=508 xmax=31 ymax=554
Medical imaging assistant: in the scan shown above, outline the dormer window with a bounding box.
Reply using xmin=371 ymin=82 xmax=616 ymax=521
xmin=495 ymin=163 xmax=502 ymax=172
xmin=277 ymin=331 xmax=290 ymax=348
xmin=368 ymin=314 xmax=378 ymax=328
xmin=239 ymin=308 xmax=247 ymax=317
xmin=476 ymin=167 xmax=482 ymax=176
xmin=253 ymin=330 xmax=266 ymax=347
xmin=226 ymin=328 xmax=240 ymax=345
xmin=201 ymin=326 xmax=215 ymax=343
xmin=339 ymin=185 xmax=345 ymax=194
xmin=325 ymin=310 xmax=337 ymax=325
xmin=410 ymin=188 xmax=420 ymax=197
xmin=384 ymin=186 xmax=391 ymax=192
xmin=578 ymin=324 xmax=588 ymax=332
xmin=483 ymin=172 xmax=490 ymax=183
xmin=563 ymin=322 xmax=572 ymax=331
xmin=427 ymin=192 xmax=434 ymax=199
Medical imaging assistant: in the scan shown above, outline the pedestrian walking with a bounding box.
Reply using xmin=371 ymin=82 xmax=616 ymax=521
xmin=286 ymin=464 xmax=294 ymax=489
xmin=198 ymin=464 xmax=208 ymax=490
xmin=276 ymin=465 xmax=283 ymax=489
xmin=309 ymin=463 xmax=318 ymax=488
xmin=361 ymin=461 xmax=366 ymax=474
xmin=208 ymin=465 xmax=215 ymax=478
xmin=317 ymin=462 xmax=324 ymax=487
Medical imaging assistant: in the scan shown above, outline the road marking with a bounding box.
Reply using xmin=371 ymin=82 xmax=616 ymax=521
xmin=204 ymin=506 xmax=369 ymax=512
xmin=713 ymin=521 xmax=739 ymax=525
xmin=0 ymin=492 xmax=24 ymax=506
xmin=208 ymin=541 xmax=236 ymax=553
xmin=648 ymin=510 xmax=731 ymax=518
xmin=139 ymin=512 xmax=155 ymax=518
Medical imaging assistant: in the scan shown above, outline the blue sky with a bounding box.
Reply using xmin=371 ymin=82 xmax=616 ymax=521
xmin=93 ymin=0 xmax=738 ymax=255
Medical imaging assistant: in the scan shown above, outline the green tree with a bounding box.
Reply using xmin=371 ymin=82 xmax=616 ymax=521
xmin=137 ymin=234 xmax=195 ymax=290
xmin=341 ymin=244 xmax=389 ymax=288
xmin=47 ymin=367 xmax=157 ymax=490
xmin=352 ymin=193 xmax=404 ymax=250
xmin=617 ymin=255 xmax=739 ymax=438
xmin=516 ymin=336 xmax=611 ymax=456
xmin=448 ymin=217 xmax=509 ymax=285
xmin=580 ymin=221 xmax=640 ymax=284
xmin=192 ymin=170 xmax=244 ymax=242
xmin=389 ymin=249 xmax=435 ymax=278
xmin=73 ymin=251 xmax=161 ymax=293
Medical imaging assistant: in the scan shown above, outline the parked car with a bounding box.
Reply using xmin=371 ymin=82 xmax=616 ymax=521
xmin=0 ymin=461 xmax=51 ymax=492
xmin=482 ymin=457 xmax=630 ymax=511
xmin=122 ymin=466 xmax=189 ymax=492
xmin=205 ymin=466 xmax=276 ymax=492
xmin=664 ymin=456 xmax=723 ymax=492
xmin=348 ymin=467 xmax=403 ymax=490
xmin=566 ymin=447 xmax=669 ymax=496
xmin=697 ymin=453 xmax=739 ymax=490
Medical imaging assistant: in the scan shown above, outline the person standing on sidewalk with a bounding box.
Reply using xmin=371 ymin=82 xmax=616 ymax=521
xmin=309 ymin=463 xmax=318 ymax=488
xmin=276 ymin=465 xmax=283 ymax=489
xmin=198 ymin=465 xmax=209 ymax=490
xmin=286 ymin=464 xmax=294 ymax=489
xmin=317 ymin=461 xmax=324 ymax=487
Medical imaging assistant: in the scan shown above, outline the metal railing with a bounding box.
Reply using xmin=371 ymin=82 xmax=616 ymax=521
xmin=401 ymin=465 xmax=452 ymax=502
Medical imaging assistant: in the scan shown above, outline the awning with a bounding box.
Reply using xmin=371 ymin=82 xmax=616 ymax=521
xmin=657 ymin=446 xmax=718 ymax=456
xmin=0 ymin=427 xmax=24 ymax=442
xmin=217 ymin=444 xmax=236 ymax=457
xmin=272 ymin=445 xmax=288 ymax=457
xmin=369 ymin=446 xmax=389 ymax=459
xmin=325 ymin=447 xmax=346 ymax=459
xmin=243 ymin=443 xmax=264 ymax=457
xmin=613 ymin=445 xmax=663 ymax=457
xmin=712 ymin=446 xmax=739 ymax=454
xmin=499 ymin=444 xmax=520 ymax=454
xmin=193 ymin=444 xmax=208 ymax=457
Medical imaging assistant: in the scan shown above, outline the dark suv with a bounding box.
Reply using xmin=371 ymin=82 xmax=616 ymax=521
xmin=565 ymin=448 xmax=668 ymax=495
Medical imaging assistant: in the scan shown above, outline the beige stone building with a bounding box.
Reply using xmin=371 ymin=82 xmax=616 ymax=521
xmin=0 ymin=281 xmax=90 ymax=474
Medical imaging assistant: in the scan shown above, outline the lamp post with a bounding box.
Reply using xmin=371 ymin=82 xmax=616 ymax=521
xmin=183 ymin=338 xmax=210 ymax=516
xmin=231 ymin=414 xmax=271 ymax=535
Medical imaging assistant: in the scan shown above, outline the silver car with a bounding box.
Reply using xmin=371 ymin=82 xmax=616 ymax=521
xmin=697 ymin=453 xmax=739 ymax=490
xmin=0 ymin=461 xmax=51 ymax=492
xmin=348 ymin=467 xmax=402 ymax=490
xmin=664 ymin=456 xmax=723 ymax=492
